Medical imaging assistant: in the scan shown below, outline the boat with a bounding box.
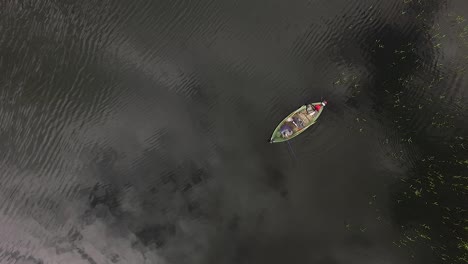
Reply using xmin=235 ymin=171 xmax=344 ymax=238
xmin=269 ymin=101 xmax=327 ymax=143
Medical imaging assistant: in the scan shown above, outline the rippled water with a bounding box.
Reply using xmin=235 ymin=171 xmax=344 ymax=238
xmin=0 ymin=0 xmax=467 ymax=263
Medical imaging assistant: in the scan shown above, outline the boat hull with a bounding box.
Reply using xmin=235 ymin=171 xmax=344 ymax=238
xmin=269 ymin=102 xmax=325 ymax=143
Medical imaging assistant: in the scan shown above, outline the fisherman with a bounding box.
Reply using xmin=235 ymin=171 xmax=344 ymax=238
xmin=279 ymin=124 xmax=293 ymax=138
xmin=292 ymin=115 xmax=305 ymax=128
xmin=306 ymin=100 xmax=327 ymax=115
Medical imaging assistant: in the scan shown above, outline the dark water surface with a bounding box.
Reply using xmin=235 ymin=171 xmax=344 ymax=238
xmin=0 ymin=0 xmax=467 ymax=263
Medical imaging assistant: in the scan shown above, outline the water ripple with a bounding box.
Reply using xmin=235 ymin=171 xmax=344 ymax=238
xmin=0 ymin=0 xmax=465 ymax=263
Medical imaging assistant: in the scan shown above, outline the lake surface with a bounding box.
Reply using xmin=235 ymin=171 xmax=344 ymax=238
xmin=0 ymin=0 xmax=467 ymax=263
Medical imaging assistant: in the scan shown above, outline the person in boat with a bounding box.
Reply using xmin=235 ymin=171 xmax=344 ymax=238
xmin=279 ymin=124 xmax=293 ymax=138
xmin=306 ymin=100 xmax=327 ymax=115
xmin=285 ymin=115 xmax=304 ymax=129
xmin=292 ymin=115 xmax=305 ymax=128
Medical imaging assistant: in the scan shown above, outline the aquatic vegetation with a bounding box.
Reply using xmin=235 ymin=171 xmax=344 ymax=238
xmin=389 ymin=138 xmax=468 ymax=263
xmin=333 ymin=71 xmax=360 ymax=87
xmin=455 ymin=16 xmax=466 ymax=24
xmin=300 ymin=2 xmax=463 ymax=262
xmin=334 ymin=70 xmax=364 ymax=112
xmin=446 ymin=13 xmax=468 ymax=57
xmin=360 ymin=2 xmax=468 ymax=263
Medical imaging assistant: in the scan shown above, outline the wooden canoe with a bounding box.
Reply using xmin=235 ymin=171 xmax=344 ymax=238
xmin=269 ymin=102 xmax=326 ymax=143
